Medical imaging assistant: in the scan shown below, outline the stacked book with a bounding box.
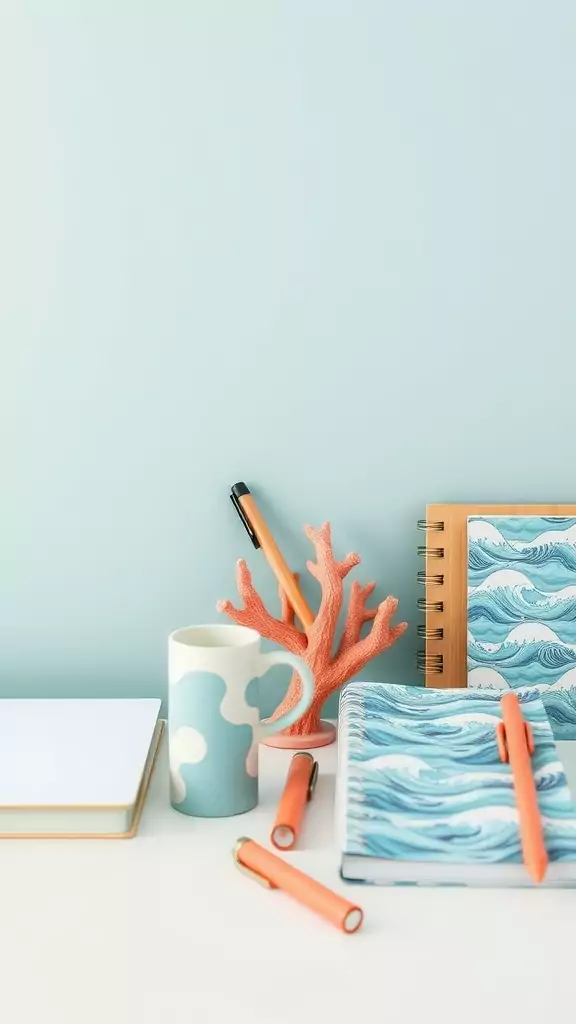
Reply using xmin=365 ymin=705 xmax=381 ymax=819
xmin=0 ymin=698 xmax=162 ymax=837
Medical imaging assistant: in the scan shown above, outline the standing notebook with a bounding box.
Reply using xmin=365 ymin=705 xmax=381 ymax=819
xmin=0 ymin=699 xmax=163 ymax=837
xmin=337 ymin=682 xmax=576 ymax=886
xmin=417 ymin=504 xmax=576 ymax=738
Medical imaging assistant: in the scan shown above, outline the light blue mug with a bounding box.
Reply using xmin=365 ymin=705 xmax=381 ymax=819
xmin=168 ymin=624 xmax=314 ymax=817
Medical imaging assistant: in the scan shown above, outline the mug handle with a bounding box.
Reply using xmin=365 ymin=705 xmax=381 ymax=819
xmin=255 ymin=651 xmax=315 ymax=741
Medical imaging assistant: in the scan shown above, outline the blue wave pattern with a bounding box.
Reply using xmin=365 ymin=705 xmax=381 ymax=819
xmin=340 ymin=684 xmax=576 ymax=865
xmin=469 ymin=588 xmax=576 ymax=644
xmin=470 ymin=516 xmax=576 ymax=542
xmin=469 ymin=539 xmax=576 ymax=590
xmin=467 ymin=516 xmax=576 ymax=738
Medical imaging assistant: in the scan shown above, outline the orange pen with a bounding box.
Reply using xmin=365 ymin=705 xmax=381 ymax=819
xmin=233 ymin=838 xmax=364 ymax=934
xmin=496 ymin=692 xmax=548 ymax=884
xmin=271 ymin=752 xmax=318 ymax=850
xmin=230 ymin=482 xmax=315 ymax=629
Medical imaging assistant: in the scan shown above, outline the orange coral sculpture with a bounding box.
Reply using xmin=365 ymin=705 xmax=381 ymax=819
xmin=217 ymin=523 xmax=407 ymax=747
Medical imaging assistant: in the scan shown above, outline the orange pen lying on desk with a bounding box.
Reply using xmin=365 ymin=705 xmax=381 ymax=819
xmin=496 ymin=691 xmax=548 ymax=884
xmin=234 ymin=838 xmax=364 ymax=934
xmin=271 ymin=752 xmax=318 ymax=850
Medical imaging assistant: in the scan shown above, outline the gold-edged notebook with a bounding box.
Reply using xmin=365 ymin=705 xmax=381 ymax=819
xmin=0 ymin=720 xmax=165 ymax=840
xmin=0 ymin=699 xmax=164 ymax=838
xmin=417 ymin=504 xmax=576 ymax=692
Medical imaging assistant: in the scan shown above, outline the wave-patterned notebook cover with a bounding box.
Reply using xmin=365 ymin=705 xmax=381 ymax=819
xmin=337 ymin=683 xmax=576 ymax=886
xmin=467 ymin=516 xmax=576 ymax=738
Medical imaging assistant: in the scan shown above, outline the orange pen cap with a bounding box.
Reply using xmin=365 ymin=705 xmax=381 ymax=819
xmin=271 ymin=752 xmax=318 ymax=850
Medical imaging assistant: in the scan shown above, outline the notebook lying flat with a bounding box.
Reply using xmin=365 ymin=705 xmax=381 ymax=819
xmin=0 ymin=699 xmax=162 ymax=837
xmin=337 ymin=683 xmax=576 ymax=886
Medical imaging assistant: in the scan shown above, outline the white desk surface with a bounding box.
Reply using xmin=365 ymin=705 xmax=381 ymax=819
xmin=1 ymin=734 xmax=575 ymax=1024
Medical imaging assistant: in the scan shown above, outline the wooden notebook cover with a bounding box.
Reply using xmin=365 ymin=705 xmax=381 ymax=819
xmin=422 ymin=504 xmax=576 ymax=688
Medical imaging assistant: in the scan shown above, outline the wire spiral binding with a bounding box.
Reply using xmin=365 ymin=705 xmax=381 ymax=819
xmin=417 ymin=598 xmax=444 ymax=612
xmin=418 ymin=518 xmax=445 ymax=676
xmin=417 ymin=546 xmax=444 ymax=558
xmin=417 ymin=519 xmax=445 ymax=532
xmin=417 ymin=626 xmax=443 ymax=640
xmin=417 ymin=571 xmax=444 ymax=586
xmin=416 ymin=652 xmax=443 ymax=674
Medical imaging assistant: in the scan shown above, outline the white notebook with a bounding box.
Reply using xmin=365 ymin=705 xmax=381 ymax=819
xmin=0 ymin=698 xmax=162 ymax=836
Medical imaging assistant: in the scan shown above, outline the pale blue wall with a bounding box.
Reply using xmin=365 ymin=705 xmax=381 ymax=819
xmin=3 ymin=3 xmax=576 ymax=715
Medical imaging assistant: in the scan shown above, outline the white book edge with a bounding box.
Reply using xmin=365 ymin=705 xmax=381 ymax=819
xmin=0 ymin=720 xmax=164 ymax=838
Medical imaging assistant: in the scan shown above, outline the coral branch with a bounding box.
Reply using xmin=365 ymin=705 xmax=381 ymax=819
xmin=338 ymin=580 xmax=378 ymax=654
xmin=218 ymin=521 xmax=407 ymax=746
xmin=216 ymin=560 xmax=306 ymax=655
xmin=304 ymin=523 xmax=360 ymax=664
xmin=334 ymin=596 xmax=408 ymax=681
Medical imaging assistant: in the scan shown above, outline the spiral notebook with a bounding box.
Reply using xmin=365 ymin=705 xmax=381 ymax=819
xmin=337 ymin=682 xmax=576 ymax=886
xmin=417 ymin=504 xmax=576 ymax=738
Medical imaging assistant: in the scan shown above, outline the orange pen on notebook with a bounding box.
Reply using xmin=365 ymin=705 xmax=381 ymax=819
xmin=496 ymin=691 xmax=548 ymax=884
xmin=271 ymin=752 xmax=318 ymax=850
xmin=230 ymin=483 xmax=315 ymax=629
xmin=233 ymin=838 xmax=364 ymax=934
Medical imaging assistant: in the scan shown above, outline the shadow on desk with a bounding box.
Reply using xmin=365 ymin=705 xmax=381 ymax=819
xmin=298 ymin=770 xmax=336 ymax=851
xmin=139 ymin=740 xmax=339 ymax=856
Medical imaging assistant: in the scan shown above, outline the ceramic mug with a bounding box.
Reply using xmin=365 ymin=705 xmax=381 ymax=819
xmin=168 ymin=624 xmax=314 ymax=817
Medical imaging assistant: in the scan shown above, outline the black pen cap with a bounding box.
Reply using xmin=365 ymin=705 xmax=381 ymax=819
xmin=230 ymin=482 xmax=259 ymax=548
xmin=231 ymin=482 xmax=250 ymax=498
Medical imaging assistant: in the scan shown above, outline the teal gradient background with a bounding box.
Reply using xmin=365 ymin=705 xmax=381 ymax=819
xmin=2 ymin=3 xmax=576 ymax=716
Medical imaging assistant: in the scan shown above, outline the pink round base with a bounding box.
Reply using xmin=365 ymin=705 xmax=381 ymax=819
xmin=262 ymin=720 xmax=336 ymax=749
